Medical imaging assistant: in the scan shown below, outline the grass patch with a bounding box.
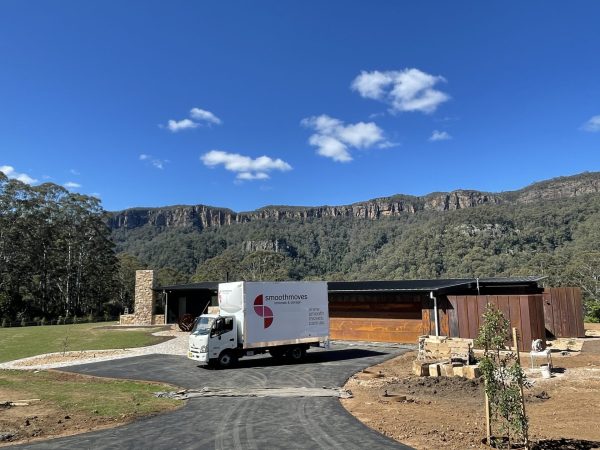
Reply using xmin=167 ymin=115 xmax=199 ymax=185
xmin=0 ymin=322 xmax=168 ymax=363
xmin=0 ymin=370 xmax=182 ymax=422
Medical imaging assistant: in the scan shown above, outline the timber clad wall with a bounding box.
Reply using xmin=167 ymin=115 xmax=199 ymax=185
xmin=329 ymin=293 xmax=424 ymax=342
xmin=424 ymin=294 xmax=546 ymax=351
xmin=330 ymin=292 xmax=548 ymax=351
xmin=543 ymin=287 xmax=585 ymax=338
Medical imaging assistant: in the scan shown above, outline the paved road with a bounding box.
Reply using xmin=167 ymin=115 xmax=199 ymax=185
xmin=16 ymin=344 xmax=414 ymax=450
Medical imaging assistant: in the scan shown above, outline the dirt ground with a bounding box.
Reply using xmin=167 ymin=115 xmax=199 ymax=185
xmin=342 ymin=327 xmax=600 ymax=450
xmin=0 ymin=371 xmax=182 ymax=446
xmin=1 ymin=391 xmax=118 ymax=446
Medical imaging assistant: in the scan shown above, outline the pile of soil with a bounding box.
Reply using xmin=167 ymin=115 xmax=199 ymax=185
xmin=390 ymin=375 xmax=483 ymax=399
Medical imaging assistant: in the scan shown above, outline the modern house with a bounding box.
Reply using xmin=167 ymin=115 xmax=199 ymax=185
xmin=121 ymin=271 xmax=584 ymax=351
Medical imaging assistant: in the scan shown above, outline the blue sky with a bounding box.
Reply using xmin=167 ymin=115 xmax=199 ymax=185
xmin=1 ymin=1 xmax=599 ymax=212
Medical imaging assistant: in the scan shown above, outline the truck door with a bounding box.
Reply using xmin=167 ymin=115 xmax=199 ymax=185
xmin=208 ymin=316 xmax=237 ymax=359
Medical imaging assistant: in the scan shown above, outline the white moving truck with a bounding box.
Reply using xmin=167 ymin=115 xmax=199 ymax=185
xmin=188 ymin=281 xmax=329 ymax=368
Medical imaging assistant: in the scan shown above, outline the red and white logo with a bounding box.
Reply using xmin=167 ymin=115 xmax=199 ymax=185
xmin=253 ymin=295 xmax=273 ymax=328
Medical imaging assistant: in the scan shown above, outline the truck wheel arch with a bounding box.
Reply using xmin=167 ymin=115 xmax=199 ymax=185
xmin=217 ymin=350 xmax=238 ymax=368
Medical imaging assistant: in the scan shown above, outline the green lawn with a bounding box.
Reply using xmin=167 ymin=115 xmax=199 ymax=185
xmin=0 ymin=370 xmax=182 ymax=417
xmin=0 ymin=322 xmax=169 ymax=363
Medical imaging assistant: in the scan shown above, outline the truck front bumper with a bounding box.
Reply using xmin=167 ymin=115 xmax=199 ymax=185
xmin=187 ymin=350 xmax=208 ymax=363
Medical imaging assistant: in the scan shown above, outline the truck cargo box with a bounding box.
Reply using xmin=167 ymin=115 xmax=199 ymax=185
xmin=218 ymin=281 xmax=329 ymax=349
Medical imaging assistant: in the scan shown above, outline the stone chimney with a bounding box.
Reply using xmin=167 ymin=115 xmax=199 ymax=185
xmin=133 ymin=270 xmax=158 ymax=325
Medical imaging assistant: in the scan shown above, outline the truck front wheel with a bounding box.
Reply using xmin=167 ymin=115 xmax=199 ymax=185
xmin=217 ymin=350 xmax=237 ymax=369
xmin=287 ymin=346 xmax=306 ymax=362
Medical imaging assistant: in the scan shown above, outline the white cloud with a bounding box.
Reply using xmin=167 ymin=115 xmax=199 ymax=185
xmin=69 ymin=169 xmax=81 ymax=175
xmin=162 ymin=107 xmax=222 ymax=132
xmin=581 ymin=115 xmax=600 ymax=132
xmin=64 ymin=181 xmax=82 ymax=189
xmin=237 ymin=172 xmax=270 ymax=180
xmin=166 ymin=118 xmax=199 ymax=132
xmin=351 ymin=68 xmax=450 ymax=114
xmin=139 ymin=154 xmax=168 ymax=169
xmin=190 ymin=108 xmax=222 ymax=125
xmin=90 ymin=192 xmax=101 ymax=198
xmin=301 ymin=114 xmax=392 ymax=162
xmin=201 ymin=150 xmax=292 ymax=181
xmin=0 ymin=165 xmax=38 ymax=184
xmin=429 ymin=130 xmax=452 ymax=141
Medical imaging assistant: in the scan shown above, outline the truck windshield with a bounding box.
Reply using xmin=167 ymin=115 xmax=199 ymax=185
xmin=192 ymin=316 xmax=214 ymax=335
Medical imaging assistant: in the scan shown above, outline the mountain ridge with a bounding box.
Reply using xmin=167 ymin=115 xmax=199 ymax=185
xmin=107 ymin=171 xmax=600 ymax=231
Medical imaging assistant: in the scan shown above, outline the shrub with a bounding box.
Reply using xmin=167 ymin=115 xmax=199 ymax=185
xmin=585 ymin=302 xmax=600 ymax=323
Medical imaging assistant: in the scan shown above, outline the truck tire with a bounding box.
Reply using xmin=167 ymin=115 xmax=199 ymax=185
xmin=217 ymin=350 xmax=237 ymax=369
xmin=287 ymin=345 xmax=306 ymax=362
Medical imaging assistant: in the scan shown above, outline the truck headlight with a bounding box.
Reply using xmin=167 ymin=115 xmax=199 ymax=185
xmin=200 ymin=345 xmax=207 ymax=353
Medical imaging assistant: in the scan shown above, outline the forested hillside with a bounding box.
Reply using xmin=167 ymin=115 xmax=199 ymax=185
xmin=2 ymin=170 xmax=599 ymax=322
xmin=110 ymin=172 xmax=600 ymax=318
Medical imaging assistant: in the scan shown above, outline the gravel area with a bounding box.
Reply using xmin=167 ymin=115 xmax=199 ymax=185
xmin=0 ymin=328 xmax=190 ymax=370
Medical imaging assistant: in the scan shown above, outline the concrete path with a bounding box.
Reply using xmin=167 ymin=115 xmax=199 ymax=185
xmin=14 ymin=343 xmax=415 ymax=450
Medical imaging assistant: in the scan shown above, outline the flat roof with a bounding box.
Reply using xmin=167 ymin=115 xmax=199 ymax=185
xmin=327 ymin=276 xmax=545 ymax=294
xmin=156 ymin=276 xmax=545 ymax=294
xmin=158 ymin=282 xmax=219 ymax=291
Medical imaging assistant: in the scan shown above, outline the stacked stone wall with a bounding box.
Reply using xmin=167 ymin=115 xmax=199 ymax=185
xmin=119 ymin=314 xmax=136 ymax=325
xmin=152 ymin=314 xmax=165 ymax=325
xmin=132 ymin=270 xmax=157 ymax=325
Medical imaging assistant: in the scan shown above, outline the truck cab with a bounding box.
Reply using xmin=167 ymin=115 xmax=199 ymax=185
xmin=188 ymin=314 xmax=238 ymax=366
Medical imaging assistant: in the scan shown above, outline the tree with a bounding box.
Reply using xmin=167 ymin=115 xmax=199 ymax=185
xmin=239 ymin=251 xmax=290 ymax=281
xmin=475 ymin=306 xmax=529 ymax=449
xmin=191 ymin=249 xmax=242 ymax=282
xmin=0 ymin=171 xmax=119 ymax=321
xmin=566 ymin=252 xmax=600 ymax=318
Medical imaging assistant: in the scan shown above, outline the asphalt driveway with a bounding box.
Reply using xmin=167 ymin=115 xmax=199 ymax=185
xmin=15 ymin=343 xmax=414 ymax=450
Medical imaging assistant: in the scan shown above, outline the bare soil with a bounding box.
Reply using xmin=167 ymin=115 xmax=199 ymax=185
xmin=342 ymin=330 xmax=600 ymax=450
xmin=0 ymin=392 xmax=117 ymax=446
xmin=0 ymin=371 xmax=182 ymax=447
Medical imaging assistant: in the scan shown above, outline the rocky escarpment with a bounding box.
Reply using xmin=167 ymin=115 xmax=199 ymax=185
xmin=107 ymin=190 xmax=502 ymax=231
xmin=513 ymin=172 xmax=600 ymax=203
xmin=107 ymin=172 xmax=600 ymax=232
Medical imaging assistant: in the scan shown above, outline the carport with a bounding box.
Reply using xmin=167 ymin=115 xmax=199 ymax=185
xmin=158 ymin=282 xmax=219 ymax=324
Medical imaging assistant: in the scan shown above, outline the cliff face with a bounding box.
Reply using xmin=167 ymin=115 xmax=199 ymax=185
xmin=107 ymin=172 xmax=600 ymax=232
xmin=514 ymin=173 xmax=600 ymax=203
xmin=107 ymin=190 xmax=502 ymax=231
